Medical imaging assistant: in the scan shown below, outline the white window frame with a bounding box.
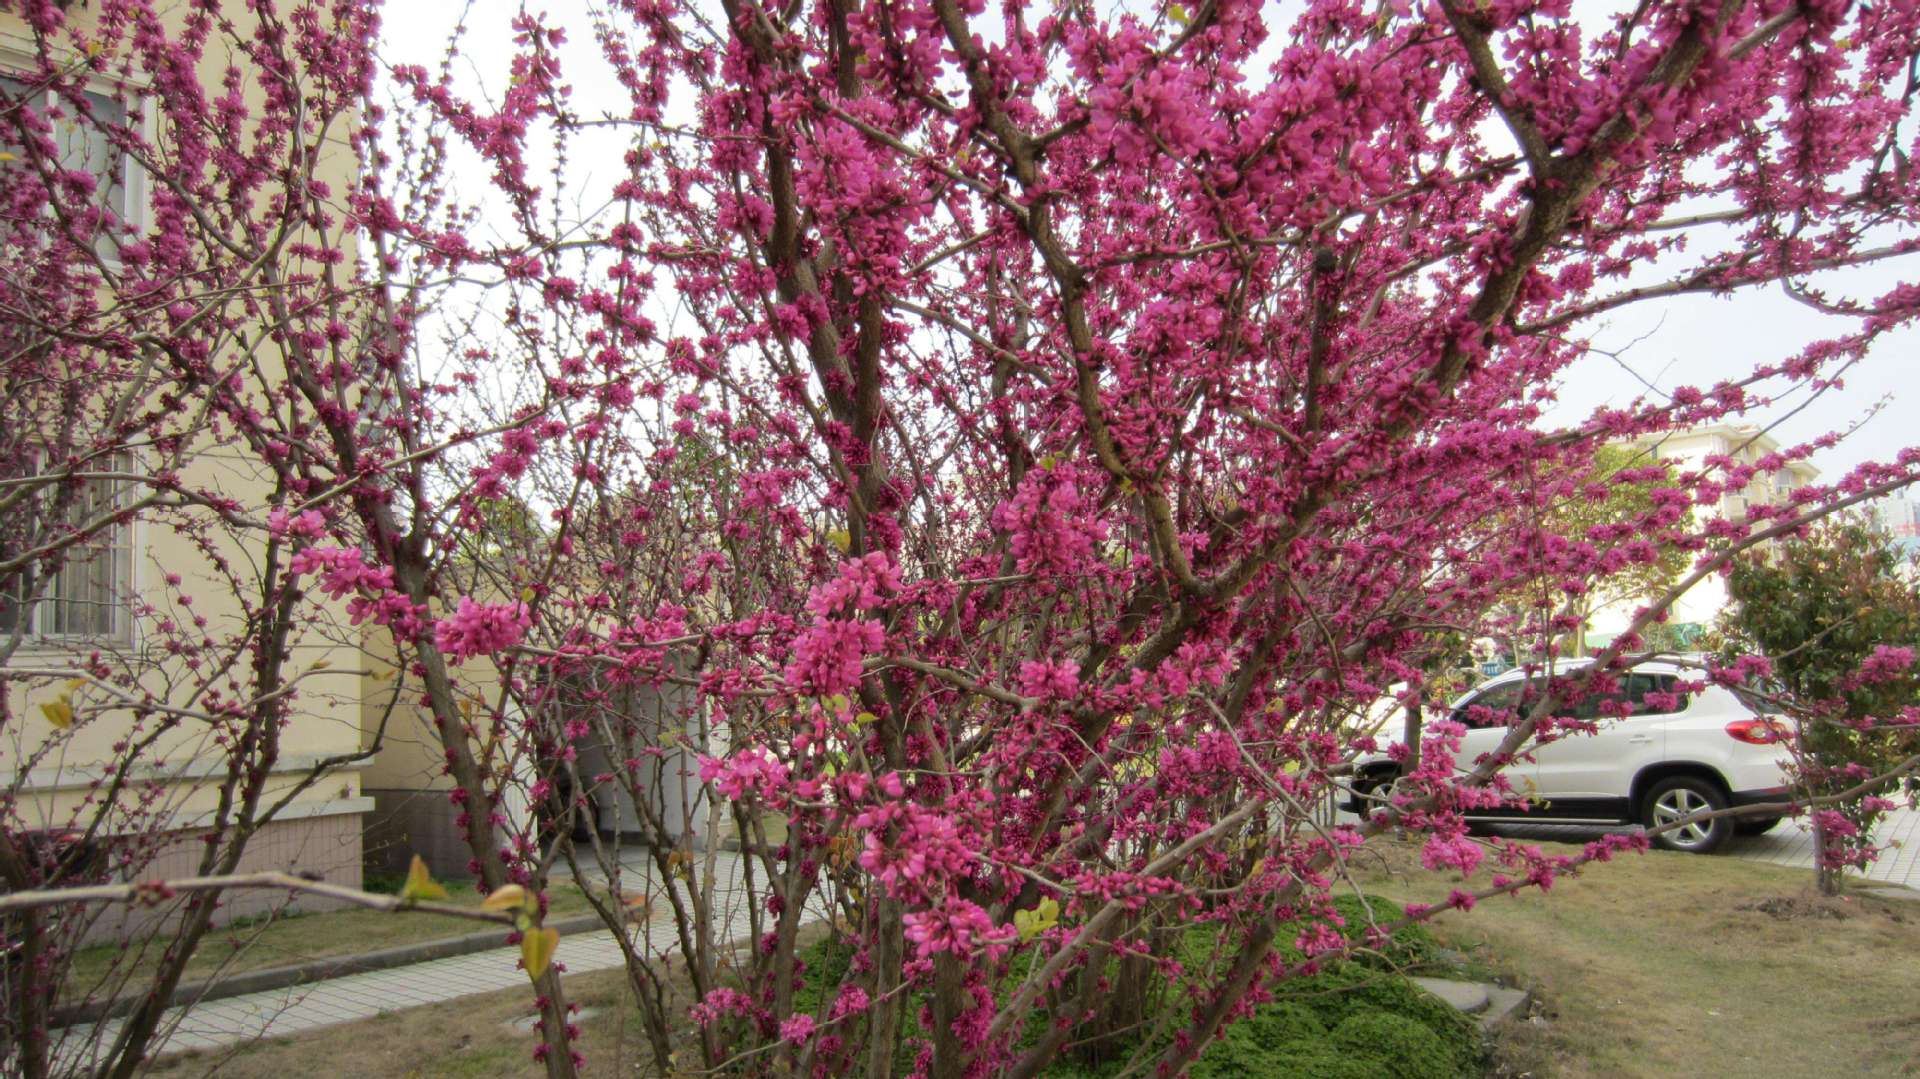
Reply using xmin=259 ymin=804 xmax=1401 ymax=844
xmin=0 ymin=40 xmax=151 ymax=649
xmin=0 ymin=36 xmax=153 ymax=269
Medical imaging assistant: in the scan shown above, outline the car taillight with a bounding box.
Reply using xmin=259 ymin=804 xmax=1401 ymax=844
xmin=1726 ymin=719 xmax=1789 ymax=745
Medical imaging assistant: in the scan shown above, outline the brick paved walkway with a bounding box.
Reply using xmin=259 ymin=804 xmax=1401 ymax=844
xmin=1727 ymin=805 xmax=1919 ymax=885
xmin=53 ymin=848 xmax=791 ymax=1070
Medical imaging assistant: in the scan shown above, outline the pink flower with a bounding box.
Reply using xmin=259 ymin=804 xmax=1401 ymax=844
xmin=689 ymin=988 xmax=754 ymax=1027
xmin=1421 ymin=833 xmax=1486 ymax=875
xmin=903 ymin=898 xmax=1010 ymax=960
xmin=805 ymin=552 xmax=903 ymax=617
xmin=1018 ymin=659 xmax=1080 ymax=701
xmin=991 ymin=467 xmax=1109 ymax=577
xmin=1856 ymin=645 xmax=1915 ymax=686
xmin=782 ymin=618 xmax=885 ymax=696
xmin=266 ymin=506 xmax=326 ymax=539
xmin=433 ymin=597 xmax=532 ymax=663
xmin=830 ymin=985 xmax=870 ymax=1019
xmin=698 ymin=748 xmax=790 ymax=802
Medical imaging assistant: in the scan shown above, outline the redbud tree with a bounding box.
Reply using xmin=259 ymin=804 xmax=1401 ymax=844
xmin=3 ymin=0 xmax=1920 ymax=1076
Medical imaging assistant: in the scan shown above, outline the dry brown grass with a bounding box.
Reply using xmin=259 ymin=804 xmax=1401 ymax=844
xmin=1351 ymin=836 xmax=1920 ymax=1078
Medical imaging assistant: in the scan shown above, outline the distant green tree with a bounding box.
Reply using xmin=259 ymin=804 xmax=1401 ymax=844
xmin=1561 ymin=445 xmax=1693 ymax=655
xmin=1721 ymin=514 xmax=1920 ymax=894
xmin=1492 ymin=444 xmax=1692 ymax=659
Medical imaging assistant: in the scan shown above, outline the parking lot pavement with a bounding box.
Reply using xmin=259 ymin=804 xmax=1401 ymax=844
xmin=1474 ymin=805 xmax=1920 ymax=889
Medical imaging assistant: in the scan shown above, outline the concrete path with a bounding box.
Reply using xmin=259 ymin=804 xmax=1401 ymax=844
xmin=53 ymin=847 xmax=788 ymax=1070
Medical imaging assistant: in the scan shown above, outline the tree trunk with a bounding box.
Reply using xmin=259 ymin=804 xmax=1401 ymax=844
xmin=4 ymin=906 xmax=52 ymax=1079
xmin=400 ymin=564 xmax=578 ymax=1079
xmin=865 ymin=898 xmax=907 ymax=1079
xmin=1812 ymin=813 xmax=1843 ymax=897
xmin=1403 ymin=699 xmax=1424 ymax=773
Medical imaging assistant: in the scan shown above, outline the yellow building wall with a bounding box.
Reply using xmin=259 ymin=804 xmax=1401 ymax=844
xmin=0 ymin=4 xmax=371 ymax=855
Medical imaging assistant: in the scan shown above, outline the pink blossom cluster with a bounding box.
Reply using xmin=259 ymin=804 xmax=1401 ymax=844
xmin=903 ymin=896 xmax=1012 ymax=962
xmin=433 ymin=598 xmax=533 ymax=663
xmin=991 ymin=467 xmax=1110 ymax=577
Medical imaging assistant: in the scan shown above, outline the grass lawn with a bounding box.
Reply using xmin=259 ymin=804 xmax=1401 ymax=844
xmin=65 ymin=879 xmax=597 ymax=993
xmin=116 ymin=842 xmax=1920 ymax=1078
xmin=1351 ymin=836 xmax=1920 ymax=1077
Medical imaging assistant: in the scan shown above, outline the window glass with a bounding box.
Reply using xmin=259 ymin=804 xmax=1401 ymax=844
xmin=1456 ymin=681 xmax=1525 ymax=728
xmin=1629 ymin=673 xmax=1688 ymax=715
xmin=1731 ymin=680 xmax=1783 ymax=715
xmin=0 ymin=75 xmax=134 ymax=260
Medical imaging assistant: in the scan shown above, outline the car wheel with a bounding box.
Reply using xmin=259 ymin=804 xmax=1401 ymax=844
xmin=1641 ymin=776 xmax=1732 ymax=854
xmin=1350 ymin=769 xmax=1398 ymax=816
xmin=1735 ymin=816 xmax=1783 ymax=837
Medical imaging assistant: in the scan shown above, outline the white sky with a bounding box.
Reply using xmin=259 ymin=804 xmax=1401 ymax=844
xmin=377 ymin=2 xmax=1916 ymax=483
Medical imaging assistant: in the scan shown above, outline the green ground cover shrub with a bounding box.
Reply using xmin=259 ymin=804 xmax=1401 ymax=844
xmin=792 ymin=895 xmax=1479 ymax=1077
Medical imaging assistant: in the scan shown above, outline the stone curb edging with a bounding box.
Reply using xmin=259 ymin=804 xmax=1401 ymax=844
xmin=1411 ymin=975 xmax=1532 ymax=1032
xmin=52 ymin=911 xmax=611 ymax=1029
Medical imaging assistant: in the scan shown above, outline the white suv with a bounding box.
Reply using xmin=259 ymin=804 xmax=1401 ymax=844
xmin=1346 ymin=659 xmax=1794 ymax=853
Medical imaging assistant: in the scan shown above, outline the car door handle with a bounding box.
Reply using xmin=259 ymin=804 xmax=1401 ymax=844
xmin=1628 ymin=735 xmax=1654 ymax=745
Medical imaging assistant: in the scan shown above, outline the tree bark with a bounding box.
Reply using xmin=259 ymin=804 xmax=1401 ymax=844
xmin=1812 ymin=813 xmax=1843 ymax=897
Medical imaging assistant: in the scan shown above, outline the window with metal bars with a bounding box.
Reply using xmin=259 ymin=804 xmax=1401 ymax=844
xmin=0 ymin=451 xmax=134 ymax=643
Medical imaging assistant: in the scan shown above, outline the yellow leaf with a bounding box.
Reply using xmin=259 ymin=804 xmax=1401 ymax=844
xmin=521 ymin=925 xmax=559 ymax=980
xmin=520 ymin=586 xmax=536 ymax=602
xmin=826 ymin=528 xmax=850 ymax=553
xmin=481 ymin=884 xmax=532 ymax=914
xmin=310 ymin=658 xmax=331 ymax=670
xmin=624 ymin=893 xmax=652 ymax=923
xmin=855 ymin=711 xmax=878 ymax=727
xmin=1015 ymin=897 xmax=1060 ymax=942
xmin=666 ymin=848 xmax=693 ymax=881
xmin=40 ymin=699 xmax=73 ymax=729
xmin=1168 ymin=2 xmax=1190 ymax=26
xmin=399 ymin=854 xmax=449 ymax=902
